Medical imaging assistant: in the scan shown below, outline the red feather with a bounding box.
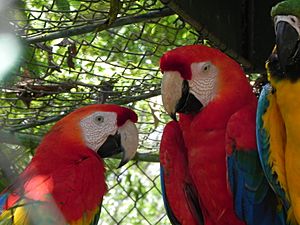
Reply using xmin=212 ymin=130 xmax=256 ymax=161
xmin=160 ymin=121 xmax=203 ymax=225
xmin=4 ymin=125 xmax=106 ymax=223
xmin=1 ymin=104 xmax=137 ymax=223
xmin=160 ymin=45 xmax=258 ymax=225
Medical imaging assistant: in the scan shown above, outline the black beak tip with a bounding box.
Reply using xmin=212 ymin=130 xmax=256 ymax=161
xmin=117 ymin=146 xmax=129 ymax=168
xmin=117 ymin=158 xmax=129 ymax=169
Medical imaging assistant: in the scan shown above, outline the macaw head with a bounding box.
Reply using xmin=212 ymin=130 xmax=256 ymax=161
xmin=41 ymin=104 xmax=138 ymax=168
xmin=271 ymin=0 xmax=300 ymax=75
xmin=160 ymin=45 xmax=252 ymax=120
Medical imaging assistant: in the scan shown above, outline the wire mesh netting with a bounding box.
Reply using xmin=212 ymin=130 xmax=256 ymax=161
xmin=0 ymin=0 xmax=266 ymax=224
xmin=0 ymin=0 xmax=207 ymax=224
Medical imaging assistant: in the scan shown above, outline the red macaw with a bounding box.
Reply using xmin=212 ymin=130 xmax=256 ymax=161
xmin=159 ymin=45 xmax=285 ymax=225
xmin=0 ymin=104 xmax=138 ymax=225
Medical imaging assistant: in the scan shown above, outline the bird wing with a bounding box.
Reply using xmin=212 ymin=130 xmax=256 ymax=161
xmin=227 ymin=101 xmax=286 ymax=225
xmin=256 ymin=83 xmax=289 ymax=210
xmin=160 ymin=121 xmax=203 ymax=225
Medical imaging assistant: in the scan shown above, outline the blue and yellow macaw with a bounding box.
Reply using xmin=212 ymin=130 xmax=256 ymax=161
xmin=257 ymin=1 xmax=300 ymax=224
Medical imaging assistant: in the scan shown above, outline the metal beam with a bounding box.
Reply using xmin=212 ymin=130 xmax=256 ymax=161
xmin=161 ymin=0 xmax=281 ymax=72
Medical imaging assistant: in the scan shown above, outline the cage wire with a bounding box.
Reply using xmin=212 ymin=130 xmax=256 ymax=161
xmin=0 ymin=0 xmax=261 ymax=224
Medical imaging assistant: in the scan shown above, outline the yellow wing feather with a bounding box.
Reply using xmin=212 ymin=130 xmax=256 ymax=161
xmin=262 ymin=92 xmax=288 ymax=194
xmin=270 ymin=77 xmax=300 ymax=224
xmin=0 ymin=200 xmax=100 ymax=225
xmin=0 ymin=199 xmax=67 ymax=225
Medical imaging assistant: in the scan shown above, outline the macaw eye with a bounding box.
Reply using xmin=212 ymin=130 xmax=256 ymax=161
xmin=202 ymin=63 xmax=211 ymax=72
xmin=94 ymin=115 xmax=104 ymax=124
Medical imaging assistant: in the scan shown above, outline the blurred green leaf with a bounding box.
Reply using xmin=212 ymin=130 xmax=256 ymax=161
xmin=55 ymin=0 xmax=70 ymax=11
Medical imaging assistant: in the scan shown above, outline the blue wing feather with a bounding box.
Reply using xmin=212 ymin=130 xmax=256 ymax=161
xmin=256 ymin=84 xmax=289 ymax=210
xmin=0 ymin=193 xmax=8 ymax=214
xmin=227 ymin=149 xmax=286 ymax=225
xmin=160 ymin=165 xmax=181 ymax=225
xmin=227 ymin=89 xmax=287 ymax=225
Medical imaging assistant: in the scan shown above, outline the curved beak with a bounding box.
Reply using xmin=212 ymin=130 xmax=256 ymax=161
xmin=98 ymin=121 xmax=138 ymax=168
xmin=161 ymin=71 xmax=203 ymax=120
xmin=117 ymin=120 xmax=138 ymax=168
xmin=161 ymin=71 xmax=183 ymax=121
xmin=275 ymin=20 xmax=300 ymax=70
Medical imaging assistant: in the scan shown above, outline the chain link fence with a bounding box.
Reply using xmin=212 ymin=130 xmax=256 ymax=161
xmin=0 ymin=0 xmax=203 ymax=224
xmin=0 ymin=0 xmax=263 ymax=224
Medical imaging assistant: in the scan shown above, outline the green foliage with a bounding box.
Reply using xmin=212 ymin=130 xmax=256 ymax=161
xmin=103 ymin=160 xmax=169 ymax=224
xmin=55 ymin=0 xmax=70 ymax=11
xmin=0 ymin=0 xmax=201 ymax=224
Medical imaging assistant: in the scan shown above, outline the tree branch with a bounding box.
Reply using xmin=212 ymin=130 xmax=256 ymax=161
xmin=112 ymin=88 xmax=161 ymax=105
xmin=0 ymin=131 xmax=159 ymax=162
xmin=10 ymin=115 xmax=65 ymax=132
xmin=26 ymin=8 xmax=175 ymax=44
xmin=112 ymin=152 xmax=159 ymax=163
xmin=9 ymin=89 xmax=161 ymax=132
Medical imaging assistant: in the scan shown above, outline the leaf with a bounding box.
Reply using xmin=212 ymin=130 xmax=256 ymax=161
xmin=55 ymin=0 xmax=70 ymax=11
xmin=69 ymin=0 xmax=81 ymax=9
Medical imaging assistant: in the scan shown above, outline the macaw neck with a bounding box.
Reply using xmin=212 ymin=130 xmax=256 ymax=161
xmin=32 ymin=129 xmax=101 ymax=169
xmin=179 ymin=88 xmax=256 ymax=130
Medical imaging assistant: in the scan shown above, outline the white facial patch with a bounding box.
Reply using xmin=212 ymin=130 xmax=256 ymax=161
xmin=80 ymin=111 xmax=118 ymax=151
xmin=274 ymin=15 xmax=300 ymax=36
xmin=188 ymin=61 xmax=218 ymax=107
